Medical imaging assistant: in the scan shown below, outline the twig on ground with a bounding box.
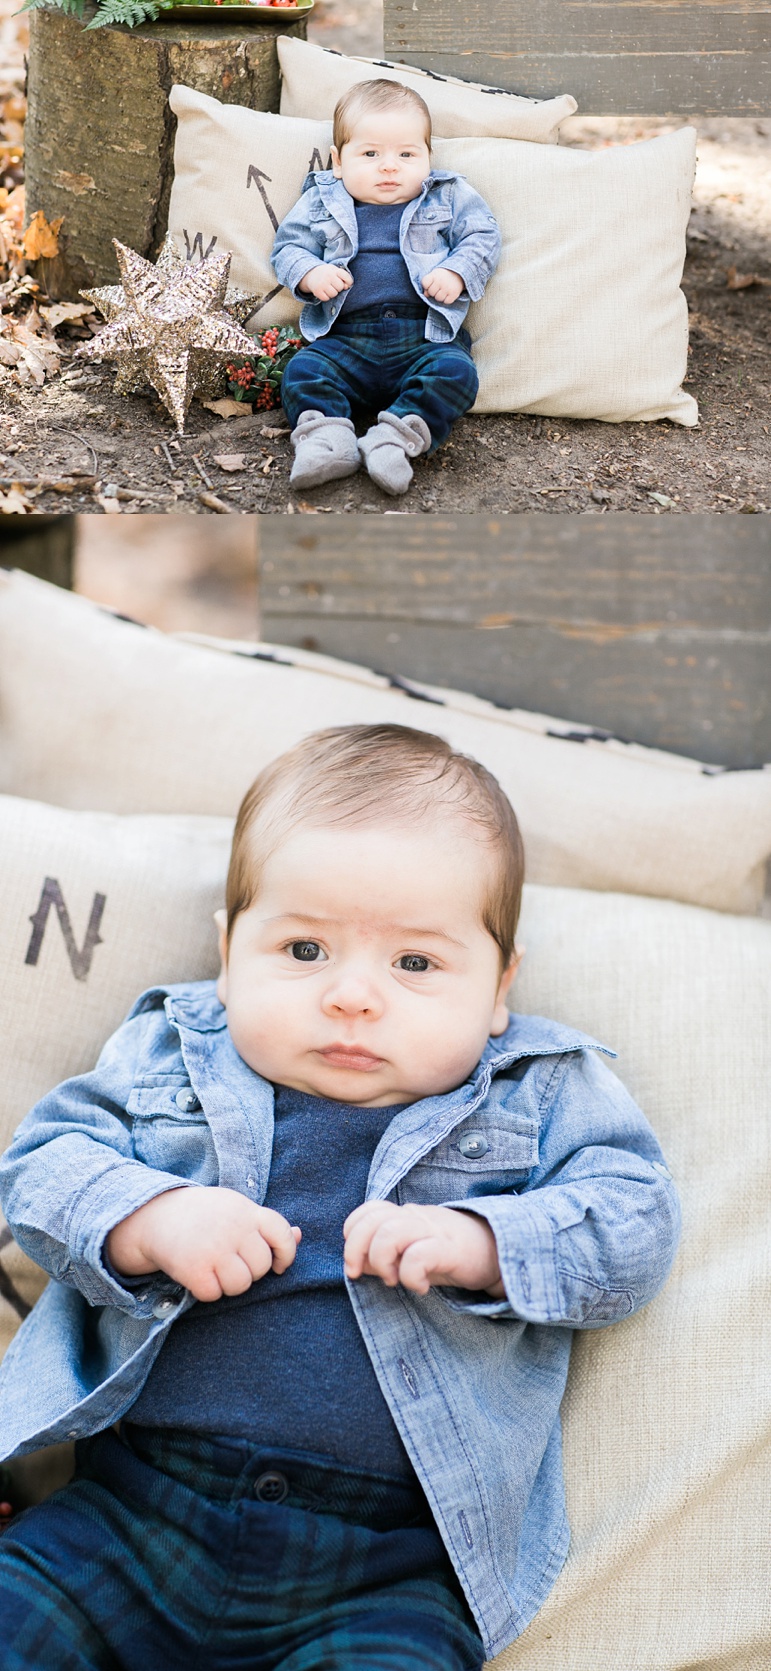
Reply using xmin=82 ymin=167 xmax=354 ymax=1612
xmin=44 ymin=426 xmax=99 ymax=475
xmin=0 ymin=474 xmax=95 ymax=493
xmin=196 ymin=490 xmax=233 ymax=513
xmin=191 ymin=453 xmax=214 ymax=490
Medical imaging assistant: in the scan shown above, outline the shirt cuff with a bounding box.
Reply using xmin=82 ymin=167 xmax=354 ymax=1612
xmin=66 ymin=1160 xmax=196 ymax=1315
xmin=440 ymin=253 xmax=487 ymax=304
xmin=274 ymin=251 xmax=322 ymax=300
xmin=441 ymin=1194 xmax=563 ymax=1322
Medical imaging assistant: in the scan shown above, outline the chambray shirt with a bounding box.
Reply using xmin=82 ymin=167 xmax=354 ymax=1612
xmin=0 ymin=983 xmax=680 ymax=1657
xmin=271 ymin=170 xmax=501 ymax=344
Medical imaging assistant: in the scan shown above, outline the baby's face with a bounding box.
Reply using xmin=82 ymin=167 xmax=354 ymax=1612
xmin=217 ymin=819 xmax=518 ymax=1107
xmin=331 ymin=108 xmax=431 ymax=206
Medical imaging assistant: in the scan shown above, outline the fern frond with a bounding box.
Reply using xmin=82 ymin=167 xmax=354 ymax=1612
xmin=19 ymin=0 xmax=86 ymax=14
xmin=84 ymin=0 xmax=174 ymax=26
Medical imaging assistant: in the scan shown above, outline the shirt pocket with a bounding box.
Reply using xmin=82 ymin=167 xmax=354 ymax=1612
xmin=406 ymin=207 xmax=453 ymax=255
xmin=307 ymin=205 xmax=347 ymax=257
xmin=126 ymin=1082 xmax=219 ymax=1185
xmin=397 ymin=1118 xmax=539 ymax=1207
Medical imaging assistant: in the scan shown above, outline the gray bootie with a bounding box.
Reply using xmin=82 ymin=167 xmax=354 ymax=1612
xmin=359 ymin=410 xmax=431 ymax=496
xmin=290 ymin=409 xmax=360 ymax=490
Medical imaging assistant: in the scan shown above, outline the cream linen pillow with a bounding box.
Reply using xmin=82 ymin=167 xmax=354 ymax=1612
xmin=166 ymin=89 xmax=697 ymax=424
xmin=0 ymin=794 xmax=230 ymax=1363
xmin=3 ymin=848 xmax=771 ymax=1671
xmin=453 ymin=130 xmax=698 ymax=425
xmin=276 ymin=34 xmax=576 ymax=144
xmin=167 ymin=91 xmax=322 ymax=322
xmin=0 ymin=569 xmax=769 ymax=917
xmin=491 ymin=885 xmax=771 ymax=1671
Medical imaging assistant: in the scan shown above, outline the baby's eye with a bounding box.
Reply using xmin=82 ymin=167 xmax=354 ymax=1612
xmin=289 ymin=940 xmax=325 ymax=962
xmin=397 ymin=954 xmax=431 ymax=974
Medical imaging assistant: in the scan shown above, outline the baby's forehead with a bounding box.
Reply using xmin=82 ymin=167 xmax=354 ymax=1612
xmin=346 ymin=112 xmax=428 ymax=140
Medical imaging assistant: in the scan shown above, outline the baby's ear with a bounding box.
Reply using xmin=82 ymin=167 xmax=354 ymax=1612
xmin=214 ymin=909 xmax=228 ymax=1004
xmin=490 ymin=945 xmax=524 ymax=1035
xmin=330 ymin=144 xmax=343 ymax=178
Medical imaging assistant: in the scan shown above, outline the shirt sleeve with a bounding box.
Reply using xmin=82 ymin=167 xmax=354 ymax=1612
xmin=441 ymin=178 xmax=502 ymax=302
xmin=439 ymin=1048 xmax=681 ymax=1327
xmin=0 ymin=1007 xmax=198 ymax=1316
xmin=271 ymin=186 xmax=332 ymax=298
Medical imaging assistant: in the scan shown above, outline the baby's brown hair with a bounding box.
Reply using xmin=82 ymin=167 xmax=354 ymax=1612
xmin=332 ymin=79 xmax=432 ymax=155
xmin=226 ymin=724 xmax=524 ymax=966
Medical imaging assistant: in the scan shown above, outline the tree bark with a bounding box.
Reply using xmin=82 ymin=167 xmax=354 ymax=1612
xmin=25 ymin=7 xmax=308 ymax=298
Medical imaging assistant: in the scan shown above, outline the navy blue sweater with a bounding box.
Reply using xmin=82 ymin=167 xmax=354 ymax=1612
xmin=337 ymin=201 xmax=426 ymax=318
xmin=129 ymin=1085 xmax=417 ymax=1481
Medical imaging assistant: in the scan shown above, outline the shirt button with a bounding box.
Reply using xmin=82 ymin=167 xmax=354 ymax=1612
xmin=175 ymin=1088 xmax=201 ymax=1113
xmin=246 ymin=1176 xmax=256 ymax=1190
xmin=254 ymin=1470 xmax=289 ymax=1504
xmin=152 ymin=1295 xmax=179 ymax=1319
xmin=458 ymin=1131 xmax=490 ymax=1159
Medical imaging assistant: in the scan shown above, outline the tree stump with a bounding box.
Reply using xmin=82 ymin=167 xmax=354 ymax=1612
xmin=25 ymin=7 xmax=308 ymax=298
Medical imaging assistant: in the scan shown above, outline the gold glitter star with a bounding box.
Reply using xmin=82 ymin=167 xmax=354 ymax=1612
xmin=76 ymin=237 xmax=264 ymax=432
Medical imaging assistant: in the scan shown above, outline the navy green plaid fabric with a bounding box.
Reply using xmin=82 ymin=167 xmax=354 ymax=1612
xmin=280 ymin=304 xmax=479 ymax=451
xmin=0 ymin=1427 xmax=484 ymax=1670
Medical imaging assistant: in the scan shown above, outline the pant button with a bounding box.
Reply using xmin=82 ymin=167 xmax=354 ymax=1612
xmin=254 ymin=1470 xmax=289 ymax=1504
xmin=384 ymin=310 xmax=396 ymax=318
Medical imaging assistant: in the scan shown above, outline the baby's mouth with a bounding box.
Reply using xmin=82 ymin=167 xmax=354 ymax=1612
xmin=317 ymin=1044 xmax=384 ymax=1071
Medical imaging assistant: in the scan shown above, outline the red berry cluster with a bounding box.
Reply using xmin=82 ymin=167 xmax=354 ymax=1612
xmin=226 ymin=362 xmax=256 ymax=389
xmin=260 ymin=327 xmax=280 ymax=360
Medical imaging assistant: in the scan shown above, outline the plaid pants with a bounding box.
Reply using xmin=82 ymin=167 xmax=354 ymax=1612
xmin=0 ymin=1426 xmax=484 ymax=1670
xmin=281 ymin=304 xmax=479 ymax=450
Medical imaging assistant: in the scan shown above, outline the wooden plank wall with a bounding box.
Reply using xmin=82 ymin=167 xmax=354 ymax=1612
xmin=259 ymin=514 xmax=771 ymax=769
xmin=0 ymin=518 xmax=75 ymax=590
xmin=383 ymin=0 xmax=771 ymax=116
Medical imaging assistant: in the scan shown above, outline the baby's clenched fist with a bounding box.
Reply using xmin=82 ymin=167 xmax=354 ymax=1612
xmin=421 ymin=267 xmax=465 ymax=305
xmin=106 ymin=1187 xmax=301 ymax=1304
xmin=343 ymin=1200 xmax=504 ymax=1298
xmin=299 ymin=264 xmax=354 ymax=302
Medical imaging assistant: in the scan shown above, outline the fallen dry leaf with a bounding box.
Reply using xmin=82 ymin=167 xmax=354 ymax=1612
xmin=0 ymin=487 xmax=34 ymax=514
xmin=200 ymin=397 xmax=247 ymax=420
xmin=213 ymin=453 xmax=246 ymax=472
xmin=95 ymin=494 xmax=122 ymax=514
xmin=260 ymin=423 xmax=289 ymax=438
xmin=22 ymin=210 xmax=64 ymax=261
xmin=726 ymin=266 xmax=759 ymax=290
xmin=40 ymin=301 xmax=96 ymax=330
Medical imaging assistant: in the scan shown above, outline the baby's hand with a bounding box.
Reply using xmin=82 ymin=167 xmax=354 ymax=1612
xmin=343 ymin=1201 xmax=504 ymax=1298
xmin=299 ymin=264 xmax=353 ymax=302
xmin=106 ymin=1187 xmax=301 ymax=1304
xmin=421 ymin=267 xmax=465 ymax=305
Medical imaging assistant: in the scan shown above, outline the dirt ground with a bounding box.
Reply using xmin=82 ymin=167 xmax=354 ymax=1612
xmin=1 ymin=0 xmax=769 ymax=516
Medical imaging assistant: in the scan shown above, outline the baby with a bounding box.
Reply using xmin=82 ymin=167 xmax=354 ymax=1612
xmin=0 ymin=724 xmax=680 ymax=1669
xmin=272 ymin=81 xmax=501 ymax=496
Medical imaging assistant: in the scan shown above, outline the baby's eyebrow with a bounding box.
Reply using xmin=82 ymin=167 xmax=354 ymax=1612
xmin=264 ymin=912 xmax=467 ymax=948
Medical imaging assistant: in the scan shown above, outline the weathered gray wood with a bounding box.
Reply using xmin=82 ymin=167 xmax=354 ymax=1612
xmin=25 ymin=7 xmax=308 ymax=299
xmin=0 ymin=519 xmax=74 ymax=589
xmin=384 ymin=0 xmax=771 ymax=115
xmin=259 ymin=515 xmax=771 ymax=768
